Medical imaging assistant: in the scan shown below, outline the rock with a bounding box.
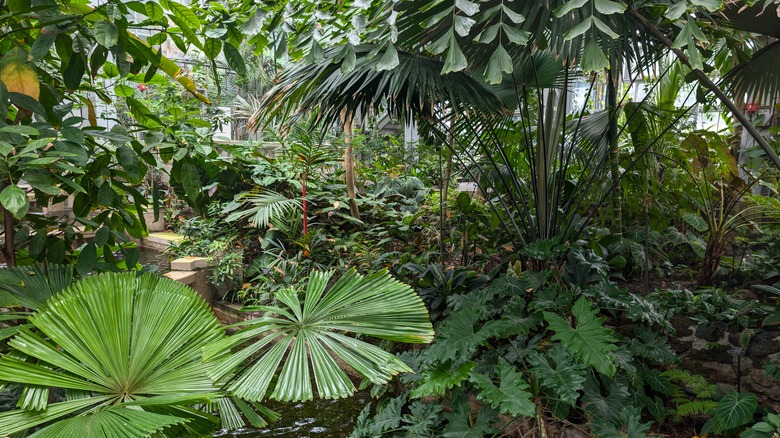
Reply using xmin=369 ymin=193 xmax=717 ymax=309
xmin=696 ymin=322 xmax=727 ymax=342
xmin=671 ymin=315 xmax=696 ymax=337
xmin=686 ymin=344 xmax=734 ymax=364
xmin=748 ymin=331 xmax=780 ymax=357
xmin=669 ymin=337 xmax=694 ymax=354
xmin=733 ymin=289 xmax=758 ymax=301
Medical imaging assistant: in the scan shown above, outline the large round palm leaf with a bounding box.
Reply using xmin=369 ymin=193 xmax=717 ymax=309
xmin=203 ymin=269 xmax=433 ymax=403
xmin=0 ymin=272 xmax=226 ymax=436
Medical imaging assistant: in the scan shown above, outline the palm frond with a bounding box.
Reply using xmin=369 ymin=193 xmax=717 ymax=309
xmin=254 ymin=44 xmax=509 ymax=130
xmin=203 ymin=269 xmax=433 ymax=403
xmin=222 ymin=188 xmax=301 ymax=229
xmin=0 ymin=263 xmax=74 ymax=310
xmin=0 ymin=272 xmax=225 ymax=436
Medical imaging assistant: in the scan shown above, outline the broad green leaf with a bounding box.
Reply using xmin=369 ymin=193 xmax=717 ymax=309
xmin=469 ymin=359 xmax=535 ymax=417
xmin=166 ymin=1 xmax=200 ymax=29
xmin=592 ymin=16 xmax=619 ymax=39
xmin=453 ymin=14 xmax=476 ymax=37
xmin=75 ymin=242 xmax=97 ymax=275
xmin=30 ymin=33 xmax=56 ymax=60
xmin=501 ymin=4 xmax=525 ymax=24
xmin=714 ymin=391 xmax=757 ymax=429
xmin=581 ymin=37 xmax=610 ymax=73
xmin=179 ymin=161 xmax=201 ymax=203
xmin=563 ymin=16 xmax=593 ymax=41
xmin=484 ymin=45 xmax=513 ymax=84
xmin=376 ymin=44 xmax=399 ymax=71
xmin=682 ymin=212 xmax=708 ymax=232
xmin=554 ymin=0 xmax=588 ymax=17
xmin=117 ymin=145 xmax=144 ymax=183
xmin=544 ymin=297 xmax=618 ymax=376
xmin=28 ymin=407 xmax=188 ymax=438
xmin=0 ymin=273 xmax=225 ymax=434
xmin=113 ymin=84 xmax=135 ymax=97
xmin=410 ymin=361 xmax=476 ymax=398
xmin=442 ymin=33 xmax=468 ymax=74
xmin=424 ymin=309 xmax=507 ymax=362
xmin=93 ymin=20 xmax=119 ymax=47
xmin=204 ymin=38 xmax=222 ymax=60
xmin=0 ymin=184 xmax=30 ymax=219
xmin=441 ymin=394 xmax=498 ymax=437
xmin=594 ymin=0 xmax=627 ymax=15
xmin=145 ymin=1 xmax=164 ymax=21
xmin=223 ymin=42 xmax=246 ymax=76
xmin=455 ymin=0 xmax=479 ymax=16
xmin=475 ymin=24 xmax=499 ymax=44
xmin=502 ymin=24 xmax=529 ymax=45
xmin=690 ymin=0 xmax=723 ymax=12
xmin=665 ymin=1 xmax=687 ymax=20
xmin=63 ymin=54 xmax=85 ymax=90
xmin=0 ymin=125 xmax=39 ymax=135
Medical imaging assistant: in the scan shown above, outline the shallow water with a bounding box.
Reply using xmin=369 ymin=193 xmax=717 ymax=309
xmin=213 ymin=392 xmax=371 ymax=437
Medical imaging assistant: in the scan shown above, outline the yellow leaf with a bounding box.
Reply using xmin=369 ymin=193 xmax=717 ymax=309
xmin=86 ymin=97 xmax=97 ymax=126
xmin=0 ymin=61 xmax=40 ymax=100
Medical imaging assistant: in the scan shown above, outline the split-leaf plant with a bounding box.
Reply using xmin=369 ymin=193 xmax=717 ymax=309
xmin=351 ymin=247 xmax=689 ymax=436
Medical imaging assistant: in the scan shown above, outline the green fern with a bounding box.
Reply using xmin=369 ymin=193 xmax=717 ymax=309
xmin=675 ymin=400 xmax=717 ymax=418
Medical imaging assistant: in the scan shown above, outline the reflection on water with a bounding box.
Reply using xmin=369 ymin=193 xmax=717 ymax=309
xmin=213 ymin=392 xmax=371 ymax=437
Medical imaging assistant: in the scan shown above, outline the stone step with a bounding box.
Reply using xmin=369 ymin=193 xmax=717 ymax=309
xmin=163 ymin=270 xmax=197 ymax=285
xmin=171 ymin=256 xmax=210 ymax=271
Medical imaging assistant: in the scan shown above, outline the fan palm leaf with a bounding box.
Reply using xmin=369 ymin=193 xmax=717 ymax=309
xmin=203 ymin=269 xmax=433 ymax=403
xmin=718 ymin=1 xmax=780 ymax=102
xmin=222 ymin=188 xmax=302 ymax=229
xmin=0 ymin=263 xmax=74 ymax=310
xmin=0 ymin=272 xmax=226 ymax=436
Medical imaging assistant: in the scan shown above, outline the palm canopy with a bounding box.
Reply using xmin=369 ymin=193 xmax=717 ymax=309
xmin=255 ymin=44 xmax=511 ymax=130
xmin=718 ymin=1 xmax=780 ymax=102
xmin=0 ymin=272 xmax=225 ymax=436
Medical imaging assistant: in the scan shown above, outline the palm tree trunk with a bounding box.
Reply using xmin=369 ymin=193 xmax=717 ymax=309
xmin=607 ymin=62 xmax=622 ymax=237
xmin=342 ymin=112 xmax=360 ymax=219
xmin=628 ymin=8 xmax=780 ymax=170
xmin=698 ymin=234 xmax=725 ymax=286
xmin=0 ymin=181 xmax=16 ymax=267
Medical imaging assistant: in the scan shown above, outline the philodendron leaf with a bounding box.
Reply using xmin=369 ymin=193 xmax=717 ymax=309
xmin=527 ymin=344 xmax=586 ymax=406
xmin=410 ymin=360 xmax=476 ymax=398
xmin=0 ymin=185 xmax=30 ymax=219
xmin=544 ymin=297 xmax=618 ymax=376
xmin=469 ymin=359 xmax=535 ymax=417
xmin=714 ymin=390 xmax=758 ymax=430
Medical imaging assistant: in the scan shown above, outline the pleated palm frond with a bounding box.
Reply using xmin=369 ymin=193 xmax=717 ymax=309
xmin=0 ymin=263 xmax=74 ymax=310
xmin=203 ymin=269 xmax=434 ymax=403
xmin=718 ymin=1 xmax=780 ymax=102
xmin=0 ymin=273 xmax=227 ymax=437
xmin=222 ymin=188 xmax=302 ymax=229
xmin=253 ymin=44 xmax=509 ymax=131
